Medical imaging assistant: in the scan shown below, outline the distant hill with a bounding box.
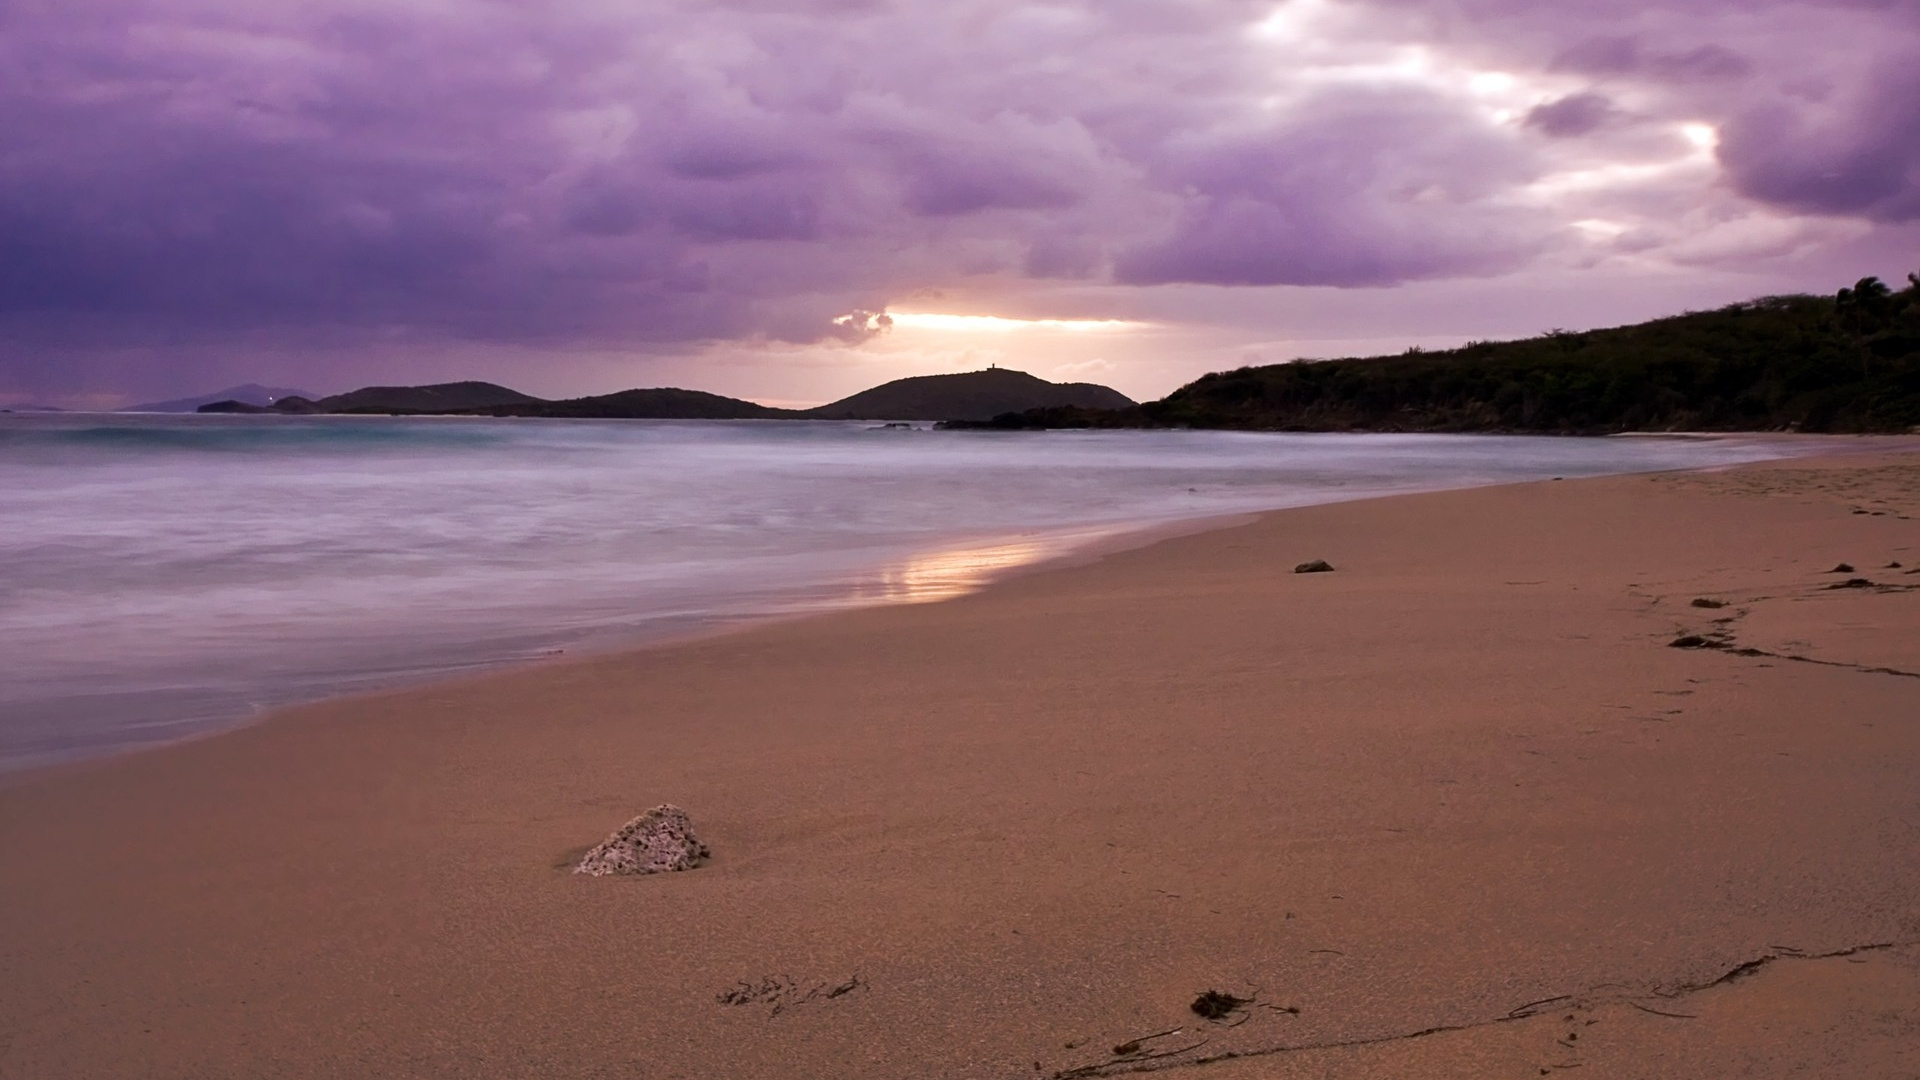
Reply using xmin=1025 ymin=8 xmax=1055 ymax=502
xmin=804 ymin=368 xmax=1135 ymax=421
xmin=316 ymin=381 xmax=542 ymax=414
xmin=960 ymin=275 xmax=1920 ymax=434
xmin=199 ymin=397 xmax=319 ymax=414
xmin=128 ymin=384 xmax=314 ymax=413
xmin=472 ymin=388 xmax=799 ymax=420
xmin=195 ymin=382 xmax=790 ymax=419
xmin=187 ymin=369 xmax=1135 ymax=423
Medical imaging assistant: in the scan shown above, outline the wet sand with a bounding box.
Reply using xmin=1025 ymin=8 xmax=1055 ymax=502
xmin=3 ymin=446 xmax=1918 ymax=1079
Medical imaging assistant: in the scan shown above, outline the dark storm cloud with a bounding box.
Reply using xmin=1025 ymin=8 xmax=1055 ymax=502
xmin=1 ymin=0 xmax=1916 ymax=400
xmin=1719 ymin=53 xmax=1920 ymax=221
xmin=1116 ymin=88 xmax=1548 ymax=286
xmin=1525 ymin=92 xmax=1617 ymax=138
xmin=1549 ymin=37 xmax=1751 ymax=81
xmin=1653 ymin=44 xmax=1754 ymax=81
xmin=1358 ymin=0 xmax=1920 ymax=219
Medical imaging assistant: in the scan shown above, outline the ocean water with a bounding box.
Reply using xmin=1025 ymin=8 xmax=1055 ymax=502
xmin=0 ymin=414 xmax=1808 ymax=772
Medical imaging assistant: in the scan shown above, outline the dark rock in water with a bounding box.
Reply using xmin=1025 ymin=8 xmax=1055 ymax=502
xmin=1825 ymin=577 xmax=1875 ymax=590
xmin=1668 ymin=634 xmax=1719 ymax=649
xmin=1887 ymin=561 xmax=1903 ymax=569
xmin=1690 ymin=598 xmax=1727 ymax=609
xmin=575 ymin=804 xmax=710 ymax=876
xmin=1829 ymin=563 xmax=1855 ymax=573
xmin=1294 ymin=559 xmax=1335 ymax=574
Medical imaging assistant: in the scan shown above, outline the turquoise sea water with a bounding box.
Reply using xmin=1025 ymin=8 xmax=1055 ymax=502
xmin=0 ymin=414 xmax=1810 ymax=772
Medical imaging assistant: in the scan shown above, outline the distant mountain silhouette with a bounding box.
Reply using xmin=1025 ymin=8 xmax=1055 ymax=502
xmin=473 ymin=388 xmax=797 ymax=420
xmin=128 ymin=384 xmax=314 ymax=412
xmin=803 ymin=368 xmax=1135 ymax=421
xmin=199 ymin=398 xmax=307 ymax=414
xmin=316 ymin=381 xmax=542 ymax=413
xmin=191 ymin=368 xmax=1135 ymax=423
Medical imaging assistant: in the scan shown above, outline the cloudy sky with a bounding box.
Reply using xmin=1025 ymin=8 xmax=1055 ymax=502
xmin=3 ymin=0 xmax=1917 ymax=408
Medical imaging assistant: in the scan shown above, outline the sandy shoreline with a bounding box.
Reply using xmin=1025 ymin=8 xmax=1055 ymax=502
xmin=4 ymin=444 xmax=1918 ymax=1078
xmin=0 ymin=425 xmax=1845 ymax=780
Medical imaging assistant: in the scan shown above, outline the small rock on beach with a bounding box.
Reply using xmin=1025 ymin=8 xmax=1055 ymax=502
xmin=1294 ymin=559 xmax=1335 ymax=574
xmin=575 ymin=804 xmax=711 ymax=876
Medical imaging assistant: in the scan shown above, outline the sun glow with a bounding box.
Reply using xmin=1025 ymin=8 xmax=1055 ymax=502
xmin=884 ymin=312 xmax=1148 ymax=334
xmin=1250 ymin=0 xmax=1329 ymax=42
xmin=1248 ymin=5 xmax=1572 ymax=128
xmin=1526 ymin=121 xmax=1723 ymax=203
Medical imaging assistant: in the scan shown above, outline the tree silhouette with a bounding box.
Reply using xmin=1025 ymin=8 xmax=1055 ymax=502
xmin=1835 ymin=276 xmax=1896 ymax=376
xmin=1836 ymin=275 xmax=1890 ymax=312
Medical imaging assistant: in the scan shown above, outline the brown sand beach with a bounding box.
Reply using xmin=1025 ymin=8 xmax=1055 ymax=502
xmin=3 ymin=444 xmax=1919 ymax=1079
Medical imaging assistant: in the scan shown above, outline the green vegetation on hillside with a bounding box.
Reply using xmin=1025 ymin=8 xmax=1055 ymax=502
xmin=963 ymin=273 xmax=1920 ymax=434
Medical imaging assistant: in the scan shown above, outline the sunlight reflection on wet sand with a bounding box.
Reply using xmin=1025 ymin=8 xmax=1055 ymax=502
xmin=845 ymin=533 xmax=1089 ymax=606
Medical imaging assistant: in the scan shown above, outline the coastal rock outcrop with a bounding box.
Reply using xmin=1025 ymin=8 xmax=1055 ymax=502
xmin=574 ymin=804 xmax=710 ymax=876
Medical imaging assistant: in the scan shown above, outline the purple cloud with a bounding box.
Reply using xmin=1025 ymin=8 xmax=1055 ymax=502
xmin=0 ymin=0 xmax=1917 ymax=403
xmin=1549 ymin=37 xmax=1751 ymax=81
xmin=1116 ymin=87 xmax=1548 ymax=286
xmin=1719 ymin=52 xmax=1920 ymax=220
xmin=1525 ymin=93 xmax=1617 ymax=138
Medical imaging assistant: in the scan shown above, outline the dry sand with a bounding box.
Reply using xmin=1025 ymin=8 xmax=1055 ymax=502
xmin=3 ymin=445 xmax=1918 ymax=1079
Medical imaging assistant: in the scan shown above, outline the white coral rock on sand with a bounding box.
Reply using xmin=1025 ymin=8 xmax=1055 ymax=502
xmin=574 ymin=804 xmax=711 ymax=876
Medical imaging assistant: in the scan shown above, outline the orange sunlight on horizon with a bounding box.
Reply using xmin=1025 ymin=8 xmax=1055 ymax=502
xmin=883 ymin=312 xmax=1151 ymax=334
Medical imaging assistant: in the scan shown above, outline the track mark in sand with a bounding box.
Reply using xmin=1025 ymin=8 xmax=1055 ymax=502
xmin=1626 ymin=1002 xmax=1696 ymax=1019
xmin=1656 ymin=574 xmax=1920 ymax=679
xmin=1056 ymin=994 xmax=1303 ymax=1079
xmin=1650 ymin=941 xmax=1896 ymax=997
xmin=715 ymin=973 xmax=867 ymax=1018
xmin=1041 ymin=943 xmax=1909 ymax=1078
xmin=1675 ymin=639 xmax=1920 ymax=680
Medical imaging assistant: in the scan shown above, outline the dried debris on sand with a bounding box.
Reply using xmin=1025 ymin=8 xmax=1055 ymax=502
xmin=574 ymin=804 xmax=710 ymax=876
